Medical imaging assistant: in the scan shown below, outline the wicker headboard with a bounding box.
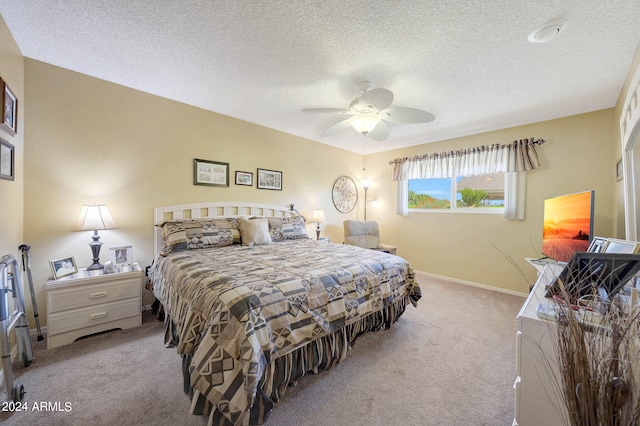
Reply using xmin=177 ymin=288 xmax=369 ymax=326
xmin=154 ymin=201 xmax=294 ymax=254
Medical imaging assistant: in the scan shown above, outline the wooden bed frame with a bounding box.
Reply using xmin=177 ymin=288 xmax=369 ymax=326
xmin=154 ymin=201 xmax=294 ymax=254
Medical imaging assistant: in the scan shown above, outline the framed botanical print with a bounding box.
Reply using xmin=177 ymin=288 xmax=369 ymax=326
xmin=257 ymin=168 xmax=282 ymax=190
xmin=193 ymin=158 xmax=229 ymax=187
xmin=235 ymin=171 xmax=253 ymax=186
xmin=0 ymin=138 xmax=14 ymax=181
xmin=0 ymin=79 xmax=17 ymax=135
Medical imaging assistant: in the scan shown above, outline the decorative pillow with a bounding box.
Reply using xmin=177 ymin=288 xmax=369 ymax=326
xmin=239 ymin=218 xmax=272 ymax=246
xmin=267 ymin=216 xmax=309 ymax=241
xmin=159 ymin=218 xmax=240 ymax=255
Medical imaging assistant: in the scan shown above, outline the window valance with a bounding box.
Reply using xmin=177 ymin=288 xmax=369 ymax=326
xmin=389 ymin=138 xmax=545 ymax=181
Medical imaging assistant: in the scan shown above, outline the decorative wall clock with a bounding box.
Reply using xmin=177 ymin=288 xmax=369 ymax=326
xmin=332 ymin=175 xmax=358 ymax=213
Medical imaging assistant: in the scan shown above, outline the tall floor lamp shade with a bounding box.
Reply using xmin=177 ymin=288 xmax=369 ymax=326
xmin=78 ymin=204 xmax=117 ymax=270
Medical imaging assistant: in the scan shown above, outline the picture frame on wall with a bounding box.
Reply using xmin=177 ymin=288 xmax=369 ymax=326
xmin=0 ymin=138 xmax=14 ymax=181
xmin=193 ymin=158 xmax=229 ymax=187
xmin=235 ymin=171 xmax=253 ymax=186
xmin=0 ymin=79 xmax=17 ymax=136
xmin=257 ymin=168 xmax=282 ymax=190
xmin=109 ymin=245 xmax=134 ymax=266
xmin=616 ymin=158 xmax=623 ymax=182
xmin=49 ymin=255 xmax=78 ymax=280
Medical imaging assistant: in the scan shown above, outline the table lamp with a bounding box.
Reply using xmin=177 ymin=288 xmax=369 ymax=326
xmin=78 ymin=204 xmax=117 ymax=270
xmin=312 ymin=209 xmax=325 ymax=240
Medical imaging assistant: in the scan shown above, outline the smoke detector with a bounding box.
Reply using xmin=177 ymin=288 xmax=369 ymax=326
xmin=528 ymin=20 xmax=568 ymax=43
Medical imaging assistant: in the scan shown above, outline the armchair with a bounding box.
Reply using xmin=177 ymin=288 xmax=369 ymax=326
xmin=343 ymin=220 xmax=397 ymax=255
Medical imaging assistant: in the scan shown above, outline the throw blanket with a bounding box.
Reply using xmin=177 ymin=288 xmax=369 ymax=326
xmin=150 ymin=239 xmax=421 ymax=425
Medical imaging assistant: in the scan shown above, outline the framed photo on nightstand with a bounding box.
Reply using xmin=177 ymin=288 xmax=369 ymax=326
xmin=109 ymin=245 xmax=133 ymax=266
xmin=49 ymin=255 xmax=78 ymax=280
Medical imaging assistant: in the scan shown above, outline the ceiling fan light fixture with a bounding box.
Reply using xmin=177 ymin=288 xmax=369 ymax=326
xmin=348 ymin=113 xmax=380 ymax=134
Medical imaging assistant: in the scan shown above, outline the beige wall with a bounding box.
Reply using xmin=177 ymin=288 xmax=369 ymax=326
xmin=17 ymin=43 xmax=640 ymax=324
xmin=0 ymin=15 xmax=24 ymax=257
xmin=364 ymin=109 xmax=616 ymax=294
xmin=23 ymin=60 xmax=363 ymax=326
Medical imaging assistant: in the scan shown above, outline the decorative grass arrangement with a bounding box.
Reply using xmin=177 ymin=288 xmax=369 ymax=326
xmin=549 ymin=274 xmax=640 ymax=425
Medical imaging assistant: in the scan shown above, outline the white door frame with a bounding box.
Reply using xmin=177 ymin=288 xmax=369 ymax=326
xmin=620 ymin=64 xmax=640 ymax=241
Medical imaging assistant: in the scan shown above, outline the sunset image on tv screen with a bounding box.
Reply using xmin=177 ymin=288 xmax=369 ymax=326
xmin=542 ymin=191 xmax=592 ymax=262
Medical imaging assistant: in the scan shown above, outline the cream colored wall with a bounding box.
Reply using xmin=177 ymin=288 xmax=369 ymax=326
xmin=613 ymin=43 xmax=640 ymax=239
xmin=0 ymin=16 xmax=24 ymax=258
xmin=364 ymin=109 xmax=616 ymax=294
xmin=18 ymin=49 xmax=638 ymax=324
xmin=0 ymin=14 xmax=24 ymax=378
xmin=23 ymin=60 xmax=363 ymax=326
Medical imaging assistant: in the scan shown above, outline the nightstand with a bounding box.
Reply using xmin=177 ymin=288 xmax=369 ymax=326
xmin=46 ymin=263 xmax=143 ymax=349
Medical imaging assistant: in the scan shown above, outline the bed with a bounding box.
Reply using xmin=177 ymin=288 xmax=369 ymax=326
xmin=149 ymin=202 xmax=421 ymax=425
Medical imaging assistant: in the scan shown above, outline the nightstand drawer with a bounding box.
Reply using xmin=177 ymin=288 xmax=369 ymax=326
xmin=48 ymin=277 xmax=141 ymax=313
xmin=48 ymin=298 xmax=140 ymax=335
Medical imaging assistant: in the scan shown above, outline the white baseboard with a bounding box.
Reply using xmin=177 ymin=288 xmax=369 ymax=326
xmin=415 ymin=269 xmax=528 ymax=298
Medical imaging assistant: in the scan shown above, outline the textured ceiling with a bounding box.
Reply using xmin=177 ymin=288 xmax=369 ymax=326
xmin=1 ymin=1 xmax=639 ymax=154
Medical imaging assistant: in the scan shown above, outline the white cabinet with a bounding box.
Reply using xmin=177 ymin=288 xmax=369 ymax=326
xmin=513 ymin=263 xmax=566 ymax=426
xmin=46 ymin=265 xmax=143 ymax=349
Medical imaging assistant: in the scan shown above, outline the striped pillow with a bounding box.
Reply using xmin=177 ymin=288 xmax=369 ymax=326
xmin=159 ymin=218 xmax=240 ymax=255
xmin=267 ymin=216 xmax=309 ymax=242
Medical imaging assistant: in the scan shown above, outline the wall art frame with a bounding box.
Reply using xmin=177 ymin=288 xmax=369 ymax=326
xmin=193 ymin=158 xmax=229 ymax=187
xmin=257 ymin=168 xmax=282 ymax=190
xmin=0 ymin=78 xmax=17 ymax=135
xmin=332 ymin=175 xmax=358 ymax=213
xmin=235 ymin=170 xmax=253 ymax=186
xmin=0 ymin=137 xmax=14 ymax=181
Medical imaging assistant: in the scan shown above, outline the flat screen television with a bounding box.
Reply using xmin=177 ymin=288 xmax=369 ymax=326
xmin=542 ymin=190 xmax=595 ymax=262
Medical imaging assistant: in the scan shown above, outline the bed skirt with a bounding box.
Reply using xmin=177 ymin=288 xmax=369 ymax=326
xmin=164 ymin=293 xmax=411 ymax=426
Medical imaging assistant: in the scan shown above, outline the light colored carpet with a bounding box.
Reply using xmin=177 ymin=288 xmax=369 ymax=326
xmin=0 ymin=272 xmax=524 ymax=425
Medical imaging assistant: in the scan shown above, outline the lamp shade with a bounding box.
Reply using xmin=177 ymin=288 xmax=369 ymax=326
xmin=360 ymin=179 xmax=372 ymax=190
xmin=312 ymin=209 xmax=326 ymax=223
xmin=78 ymin=204 xmax=117 ymax=231
xmin=348 ymin=113 xmax=381 ymax=134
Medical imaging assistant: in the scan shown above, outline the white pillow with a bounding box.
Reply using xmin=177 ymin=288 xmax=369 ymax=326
xmin=239 ymin=218 xmax=272 ymax=246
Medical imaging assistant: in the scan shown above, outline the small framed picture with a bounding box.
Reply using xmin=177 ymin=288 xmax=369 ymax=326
xmin=0 ymin=138 xmax=14 ymax=181
xmin=587 ymin=236 xmax=608 ymax=253
xmin=0 ymin=79 xmax=17 ymax=136
xmin=109 ymin=245 xmax=134 ymax=266
xmin=604 ymin=238 xmax=640 ymax=254
xmin=193 ymin=158 xmax=229 ymax=187
xmin=616 ymin=158 xmax=623 ymax=182
xmin=257 ymin=168 xmax=282 ymax=191
xmin=49 ymin=256 xmax=78 ymax=280
xmin=235 ymin=170 xmax=253 ymax=186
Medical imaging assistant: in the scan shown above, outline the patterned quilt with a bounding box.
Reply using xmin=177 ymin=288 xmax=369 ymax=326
xmin=150 ymin=239 xmax=421 ymax=425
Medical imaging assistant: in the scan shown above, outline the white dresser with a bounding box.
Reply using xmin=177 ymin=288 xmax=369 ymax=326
xmin=46 ymin=264 xmax=143 ymax=349
xmin=513 ymin=262 xmax=566 ymax=426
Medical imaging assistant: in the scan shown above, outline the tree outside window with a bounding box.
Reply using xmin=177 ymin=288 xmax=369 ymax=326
xmin=408 ymin=173 xmax=505 ymax=212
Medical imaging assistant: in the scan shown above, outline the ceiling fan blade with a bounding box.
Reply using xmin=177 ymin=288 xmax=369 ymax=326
xmin=320 ymin=119 xmax=351 ymax=137
xmin=367 ymin=120 xmax=389 ymax=141
xmin=358 ymin=88 xmax=393 ymax=111
xmin=303 ymin=108 xmax=353 ymax=114
xmin=380 ymin=107 xmax=435 ymax=124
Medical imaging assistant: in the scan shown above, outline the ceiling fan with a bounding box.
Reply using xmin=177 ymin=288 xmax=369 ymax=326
xmin=303 ymin=81 xmax=435 ymax=141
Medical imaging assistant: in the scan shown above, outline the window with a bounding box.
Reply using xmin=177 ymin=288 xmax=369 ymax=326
xmin=408 ymin=172 xmax=505 ymax=212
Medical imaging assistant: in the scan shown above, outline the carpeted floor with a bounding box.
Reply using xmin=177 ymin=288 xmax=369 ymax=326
xmin=0 ymin=272 xmax=524 ymax=425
